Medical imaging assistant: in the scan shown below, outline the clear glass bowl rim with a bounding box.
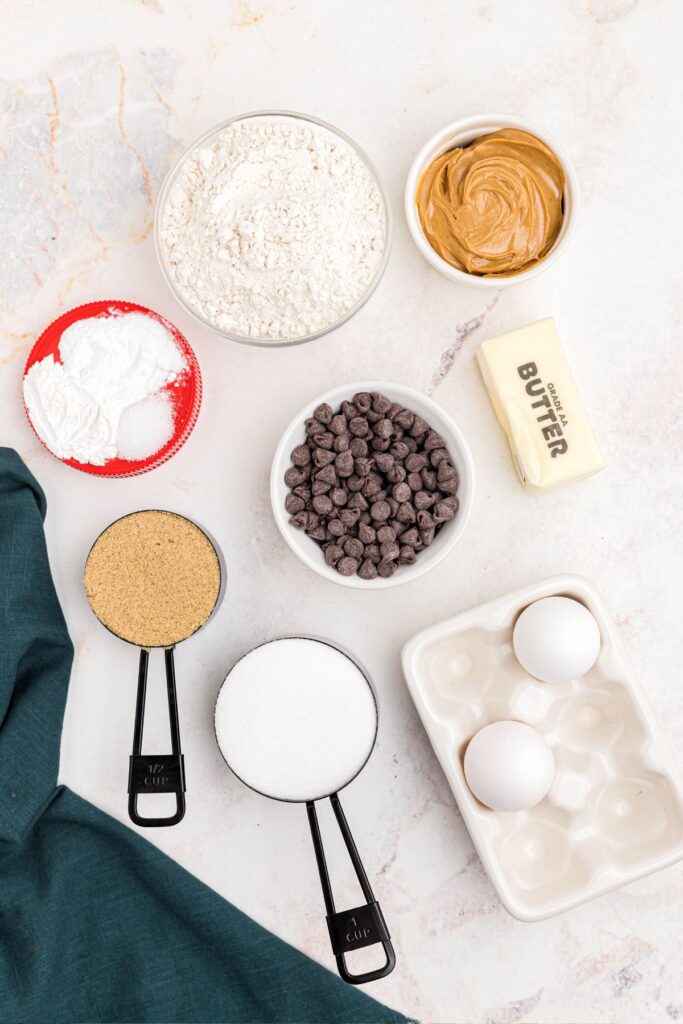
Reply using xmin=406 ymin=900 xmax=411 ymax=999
xmin=153 ymin=109 xmax=393 ymax=348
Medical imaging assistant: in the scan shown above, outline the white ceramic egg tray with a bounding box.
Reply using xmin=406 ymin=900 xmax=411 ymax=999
xmin=401 ymin=574 xmax=683 ymax=920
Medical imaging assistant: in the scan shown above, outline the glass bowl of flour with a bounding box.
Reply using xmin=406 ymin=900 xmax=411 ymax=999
xmin=154 ymin=111 xmax=391 ymax=346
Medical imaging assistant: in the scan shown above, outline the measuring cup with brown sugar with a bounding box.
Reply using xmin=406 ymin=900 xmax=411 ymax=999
xmin=84 ymin=510 xmax=223 ymax=827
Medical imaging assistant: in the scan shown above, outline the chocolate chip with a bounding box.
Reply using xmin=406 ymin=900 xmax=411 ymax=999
xmin=333 ymin=433 xmax=350 ymax=453
xmin=316 ymin=464 xmax=337 ymax=486
xmin=394 ymin=408 xmax=414 ymax=430
xmin=350 ymin=437 xmax=368 ymax=458
xmin=370 ymin=500 xmax=391 ymax=522
xmin=354 ymin=457 xmax=373 ymax=477
xmin=289 ymin=512 xmax=308 ymax=530
xmin=329 ymin=414 xmax=347 ymax=435
xmin=293 ymin=484 xmax=311 ymax=501
xmin=396 ymin=500 xmax=416 ymax=524
xmin=306 ymin=417 xmax=326 ymax=436
xmin=347 ymin=473 xmax=364 ymax=493
xmin=414 ymin=490 xmax=436 ymax=510
xmin=285 ymin=494 xmax=305 ymax=514
xmin=335 ymin=450 xmax=354 ymax=477
xmin=401 ymin=527 xmax=420 ymax=547
xmin=372 ymin=392 xmax=392 ymax=415
xmin=380 ymin=541 xmax=400 ymax=561
xmin=308 ymin=526 xmax=326 ymax=541
xmin=362 ymin=473 xmax=382 ymax=498
xmin=405 ymin=452 xmax=428 ymax=472
xmin=439 ymin=476 xmax=458 ymax=495
xmin=312 ymin=494 xmax=333 ymax=515
xmin=313 ymin=448 xmax=336 ymax=468
xmin=390 ymin=441 xmax=410 ymax=460
xmin=331 ymin=487 xmax=348 ymax=507
xmin=420 ymin=528 xmax=435 ymax=547
xmin=433 ymin=501 xmax=456 ymax=522
xmin=422 ymin=468 xmax=438 ymax=490
xmin=374 ymin=452 xmax=394 ymax=473
xmin=341 ymin=401 xmax=356 ymax=420
xmin=344 ymin=537 xmax=364 ymax=560
xmin=339 ymin=508 xmax=360 ymax=528
xmin=314 ymin=402 xmax=333 ymax=424
xmin=392 ymin=481 xmax=411 ymax=503
xmin=437 ymin=459 xmax=456 ymax=482
xmin=349 ymin=416 xmax=369 ymax=437
xmin=371 ymin=436 xmax=391 ymax=452
xmin=430 ymin=447 xmax=449 ymax=466
xmin=407 ymin=472 xmax=423 ymax=491
xmin=410 ymin=415 xmax=429 ymax=437
xmin=386 ymin=463 xmax=406 ymax=484
xmin=337 ymin=556 xmax=359 ymax=576
xmin=315 ymin=431 xmax=335 ymax=450
xmin=284 ymin=466 xmax=308 ymax=487
xmin=377 ymin=559 xmax=398 ymax=578
xmin=399 ymin=545 xmax=416 ymax=564
xmin=358 ymin=559 xmax=378 ymax=580
xmin=347 ymin=492 xmax=369 ymax=511
xmin=424 ymin=429 xmax=446 ymax=451
xmin=417 ymin=510 xmax=435 ymax=531
xmin=353 ymin=392 xmax=372 ymax=413
xmin=358 ymin=522 xmax=376 ymax=544
xmin=365 ymin=543 xmax=381 ymax=563
xmin=325 ymin=544 xmax=344 ymax=566
xmin=291 ymin=444 xmax=311 ymax=466
xmin=374 ymin=418 xmax=392 ymax=439
xmin=311 ymin=479 xmax=331 ymax=495
xmin=376 ymin=525 xmax=396 ymax=544
xmin=327 ymin=518 xmax=346 ymax=537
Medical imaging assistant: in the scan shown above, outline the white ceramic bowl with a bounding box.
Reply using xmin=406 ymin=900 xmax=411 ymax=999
xmin=271 ymin=381 xmax=475 ymax=589
xmin=155 ymin=110 xmax=391 ymax=347
xmin=404 ymin=113 xmax=579 ymax=288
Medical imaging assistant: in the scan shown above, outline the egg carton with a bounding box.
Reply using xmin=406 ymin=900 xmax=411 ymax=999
xmin=401 ymin=574 xmax=683 ymax=920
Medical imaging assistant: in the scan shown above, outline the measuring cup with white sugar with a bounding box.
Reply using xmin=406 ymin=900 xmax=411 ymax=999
xmin=84 ymin=510 xmax=224 ymax=827
xmin=214 ymin=637 xmax=396 ymax=985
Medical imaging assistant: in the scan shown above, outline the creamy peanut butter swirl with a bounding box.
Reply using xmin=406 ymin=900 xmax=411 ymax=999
xmin=416 ymin=129 xmax=565 ymax=277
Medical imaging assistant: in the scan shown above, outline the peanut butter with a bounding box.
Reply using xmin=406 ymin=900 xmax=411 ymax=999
xmin=416 ymin=129 xmax=565 ymax=277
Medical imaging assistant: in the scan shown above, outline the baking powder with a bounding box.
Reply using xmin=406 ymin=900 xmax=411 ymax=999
xmin=160 ymin=116 xmax=387 ymax=341
xmin=23 ymin=311 xmax=186 ymax=465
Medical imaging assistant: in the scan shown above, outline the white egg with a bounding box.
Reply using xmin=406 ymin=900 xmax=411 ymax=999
xmin=464 ymin=721 xmax=555 ymax=812
xmin=513 ymin=596 xmax=601 ymax=684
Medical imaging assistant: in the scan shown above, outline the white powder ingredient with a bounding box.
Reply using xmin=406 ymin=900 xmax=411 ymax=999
xmin=116 ymin=392 xmax=175 ymax=461
xmin=23 ymin=312 xmax=186 ymax=465
xmin=161 ymin=116 xmax=387 ymax=341
xmin=215 ymin=638 xmax=377 ymax=801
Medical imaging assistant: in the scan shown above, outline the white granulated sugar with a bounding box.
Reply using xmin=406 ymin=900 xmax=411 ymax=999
xmin=116 ymin=392 xmax=175 ymax=461
xmin=161 ymin=117 xmax=387 ymax=341
xmin=23 ymin=312 xmax=186 ymax=465
xmin=215 ymin=638 xmax=377 ymax=801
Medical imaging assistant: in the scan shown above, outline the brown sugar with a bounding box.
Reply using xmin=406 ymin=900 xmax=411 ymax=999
xmin=84 ymin=510 xmax=221 ymax=648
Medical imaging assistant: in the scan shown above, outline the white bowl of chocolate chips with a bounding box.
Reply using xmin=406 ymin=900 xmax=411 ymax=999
xmin=271 ymin=381 xmax=475 ymax=588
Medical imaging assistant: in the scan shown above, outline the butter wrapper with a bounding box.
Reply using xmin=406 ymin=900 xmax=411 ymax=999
xmin=476 ymin=318 xmax=604 ymax=493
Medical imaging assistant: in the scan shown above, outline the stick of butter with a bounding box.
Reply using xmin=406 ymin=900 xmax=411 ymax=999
xmin=476 ymin=318 xmax=604 ymax=493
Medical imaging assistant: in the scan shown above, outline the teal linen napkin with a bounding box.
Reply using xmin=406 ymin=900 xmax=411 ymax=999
xmin=0 ymin=449 xmax=408 ymax=1024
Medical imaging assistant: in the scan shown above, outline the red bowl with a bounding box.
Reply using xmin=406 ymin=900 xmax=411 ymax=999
xmin=23 ymin=300 xmax=202 ymax=478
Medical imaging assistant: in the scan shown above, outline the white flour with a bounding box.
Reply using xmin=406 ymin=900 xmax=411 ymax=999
xmin=160 ymin=116 xmax=387 ymax=340
xmin=23 ymin=311 xmax=186 ymax=465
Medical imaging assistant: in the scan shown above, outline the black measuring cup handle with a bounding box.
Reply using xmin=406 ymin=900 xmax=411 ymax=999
xmin=306 ymin=792 xmax=396 ymax=985
xmin=127 ymin=647 xmax=186 ymax=827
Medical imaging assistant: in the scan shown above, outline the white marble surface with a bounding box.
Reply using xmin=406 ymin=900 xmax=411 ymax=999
xmin=2 ymin=2 xmax=683 ymax=1021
